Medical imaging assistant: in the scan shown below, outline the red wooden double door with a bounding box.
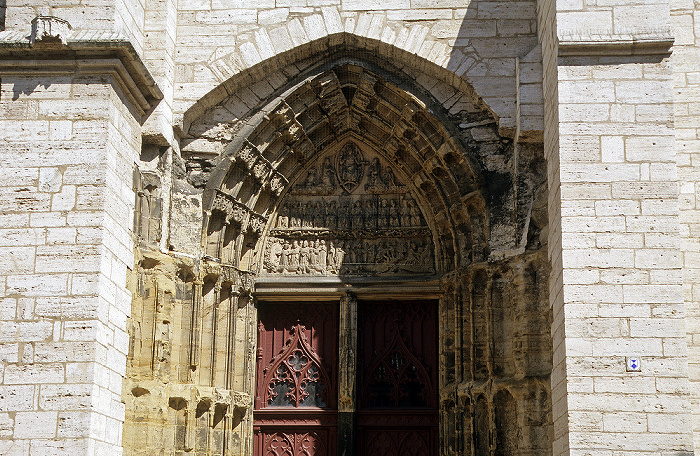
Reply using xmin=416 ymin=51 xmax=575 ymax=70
xmin=254 ymin=300 xmax=438 ymax=456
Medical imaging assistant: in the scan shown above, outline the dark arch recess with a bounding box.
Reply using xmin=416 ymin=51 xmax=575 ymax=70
xmin=198 ymin=60 xmax=498 ymax=275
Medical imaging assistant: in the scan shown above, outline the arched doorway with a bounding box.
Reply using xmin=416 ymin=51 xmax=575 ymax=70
xmin=248 ymin=128 xmax=444 ymax=455
xmin=200 ymin=62 xmax=483 ymax=456
xmin=124 ymin=55 xmax=552 ymax=456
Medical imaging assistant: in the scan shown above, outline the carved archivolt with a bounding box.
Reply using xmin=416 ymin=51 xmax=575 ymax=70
xmin=212 ymin=190 xmax=268 ymax=236
xmin=262 ymin=142 xmax=435 ymax=276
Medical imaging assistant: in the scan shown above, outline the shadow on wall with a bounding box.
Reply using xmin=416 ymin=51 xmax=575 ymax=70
xmin=444 ymin=0 xmax=544 ymax=257
xmin=444 ymin=3 xmax=552 ymax=456
xmin=445 ymin=0 xmax=539 ymax=134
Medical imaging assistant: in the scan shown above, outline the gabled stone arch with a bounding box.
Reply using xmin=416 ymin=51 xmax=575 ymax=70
xmin=179 ymin=32 xmax=519 ymax=140
xmin=195 ymin=61 xmax=498 ymax=278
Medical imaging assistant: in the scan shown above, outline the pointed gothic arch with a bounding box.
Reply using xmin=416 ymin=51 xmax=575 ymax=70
xmin=179 ymin=32 xmax=507 ymax=139
xmin=196 ymin=60 xmax=497 ymax=282
xmin=123 ymin=37 xmax=551 ymax=456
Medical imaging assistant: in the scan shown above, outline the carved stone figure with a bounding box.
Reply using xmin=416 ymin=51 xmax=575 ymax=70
xmin=337 ymin=143 xmax=364 ymax=193
xmin=366 ymin=157 xmax=382 ymax=191
xmin=290 ymin=203 xmax=301 ymax=228
xmin=389 ymin=200 xmax=400 ymax=227
xmin=278 ymin=203 xmax=289 ymax=229
xmin=280 ymin=241 xmax=290 ymax=271
xmin=302 ymin=202 xmax=313 ymax=228
xmin=352 ymin=201 xmax=363 ymax=230
xmin=401 ymin=198 xmax=411 ymax=227
xmin=334 ymin=242 xmax=345 ymax=267
xmin=265 ymin=146 xmax=434 ymax=276
xmin=383 ymin=166 xmax=398 ymax=189
xmin=409 ymin=200 xmax=421 ymax=227
xmin=321 ymin=157 xmax=336 ymax=189
xmin=364 ymin=199 xmax=376 ymax=229
xmin=313 ymin=201 xmax=324 ymax=228
xmin=289 ymin=240 xmax=300 ymax=270
xmin=318 ymin=240 xmax=327 ymax=271
xmin=338 ymin=202 xmax=350 ymax=230
xmin=325 ymin=200 xmax=337 ymax=230
xmin=299 ymin=240 xmax=310 ymax=273
xmin=380 ymin=199 xmax=390 ymax=228
xmin=327 ymin=241 xmax=336 ymax=272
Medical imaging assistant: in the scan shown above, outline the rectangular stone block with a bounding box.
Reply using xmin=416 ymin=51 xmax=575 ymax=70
xmin=13 ymin=411 xmax=57 ymax=439
xmin=343 ymin=0 xmax=409 ymax=10
xmin=3 ymin=364 xmax=64 ymax=385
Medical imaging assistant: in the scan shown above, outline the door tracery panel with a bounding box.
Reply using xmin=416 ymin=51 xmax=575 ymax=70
xmin=254 ymin=299 xmax=438 ymax=456
xmin=357 ymin=300 xmax=438 ymax=456
xmin=254 ymin=302 xmax=338 ymax=456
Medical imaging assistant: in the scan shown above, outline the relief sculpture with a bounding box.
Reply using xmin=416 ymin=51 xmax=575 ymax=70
xmin=263 ymin=142 xmax=434 ymax=276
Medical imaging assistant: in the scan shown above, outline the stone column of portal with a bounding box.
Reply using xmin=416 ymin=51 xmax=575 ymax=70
xmin=338 ymin=293 xmax=357 ymax=456
xmin=538 ymin=0 xmax=696 ymax=454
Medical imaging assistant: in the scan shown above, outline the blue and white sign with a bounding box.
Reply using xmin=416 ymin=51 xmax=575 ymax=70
xmin=626 ymin=356 xmax=641 ymax=372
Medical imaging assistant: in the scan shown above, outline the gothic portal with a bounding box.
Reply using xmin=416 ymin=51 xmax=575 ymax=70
xmin=123 ymin=59 xmax=552 ymax=456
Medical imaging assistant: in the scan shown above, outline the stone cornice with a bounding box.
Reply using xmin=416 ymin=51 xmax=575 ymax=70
xmin=558 ymin=31 xmax=674 ymax=57
xmin=0 ymin=30 xmax=162 ymax=117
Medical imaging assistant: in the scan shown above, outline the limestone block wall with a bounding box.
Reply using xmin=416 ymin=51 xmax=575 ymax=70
xmin=142 ymin=0 xmax=177 ymax=148
xmin=555 ymin=53 xmax=693 ymax=455
xmin=0 ymin=75 xmax=141 ymax=455
xmin=3 ymin=0 xmax=146 ymax=55
xmin=672 ymin=0 xmax=700 ymax=448
xmin=172 ymin=0 xmax=543 ymax=140
xmin=538 ymin=0 xmax=697 ymax=452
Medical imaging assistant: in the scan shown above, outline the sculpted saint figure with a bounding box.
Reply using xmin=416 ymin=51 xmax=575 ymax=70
xmin=289 ymin=240 xmax=300 ymax=271
xmin=401 ymin=198 xmax=411 ymax=227
xmin=299 ymin=240 xmax=310 ymax=273
xmin=405 ymin=241 xmax=420 ymax=265
xmin=409 ymin=200 xmax=421 ymax=227
xmin=338 ymin=202 xmax=349 ymax=230
xmin=313 ymin=201 xmax=323 ymax=228
xmin=365 ymin=157 xmax=382 ymax=190
xmin=310 ymin=239 xmax=319 ymax=268
xmin=319 ymin=240 xmax=327 ymax=271
xmin=383 ymin=166 xmax=397 ymax=188
xmin=380 ymin=199 xmax=390 ymax=228
xmin=325 ymin=200 xmax=337 ymax=230
xmin=327 ymin=241 xmax=336 ymax=272
xmin=340 ymin=146 xmax=358 ymax=183
xmin=334 ymin=241 xmax=345 ymax=267
xmin=277 ymin=203 xmax=289 ymax=229
xmin=303 ymin=169 xmax=315 ymax=189
xmin=279 ymin=241 xmax=290 ymax=272
xmin=302 ymin=202 xmax=313 ymax=228
xmin=364 ymin=199 xmax=376 ymax=229
xmin=352 ymin=200 xmax=363 ymax=230
xmin=290 ymin=202 xmax=301 ymax=228
xmin=321 ymin=157 xmax=336 ymax=189
xmin=389 ymin=199 xmax=400 ymax=227
xmin=419 ymin=240 xmax=432 ymax=267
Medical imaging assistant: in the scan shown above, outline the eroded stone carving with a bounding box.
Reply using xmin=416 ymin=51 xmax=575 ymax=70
xmin=212 ymin=190 xmax=267 ymax=235
xmin=263 ymin=143 xmax=434 ymax=276
xmin=134 ymin=170 xmax=162 ymax=245
xmin=264 ymin=237 xmax=433 ymax=275
xmin=293 ymin=143 xmax=406 ymax=196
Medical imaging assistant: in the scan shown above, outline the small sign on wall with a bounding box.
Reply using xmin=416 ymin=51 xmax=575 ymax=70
xmin=626 ymin=356 xmax=641 ymax=372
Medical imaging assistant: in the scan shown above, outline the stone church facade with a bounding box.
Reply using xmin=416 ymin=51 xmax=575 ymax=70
xmin=0 ymin=0 xmax=698 ymax=455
